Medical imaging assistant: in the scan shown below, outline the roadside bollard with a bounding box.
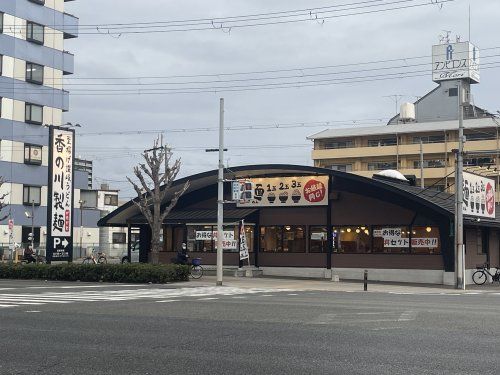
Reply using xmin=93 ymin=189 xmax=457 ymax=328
xmin=364 ymin=269 xmax=368 ymax=291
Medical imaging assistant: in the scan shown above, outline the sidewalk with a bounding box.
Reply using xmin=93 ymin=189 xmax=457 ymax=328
xmin=186 ymin=275 xmax=500 ymax=294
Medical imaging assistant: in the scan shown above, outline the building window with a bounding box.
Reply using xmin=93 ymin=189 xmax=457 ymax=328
xmin=449 ymin=88 xmax=458 ymax=97
xmin=104 ymin=194 xmax=118 ymax=206
xmin=464 ymin=132 xmax=496 ymax=142
xmin=260 ymin=226 xmax=306 ymax=253
xmin=323 ymin=140 xmax=354 ymax=149
xmin=26 ymin=62 xmax=44 ymax=85
xmin=112 ymin=232 xmax=126 ymax=244
xmin=28 ymin=0 xmax=46 ymax=5
xmin=328 ymin=164 xmax=352 ymax=172
xmin=463 ymin=157 xmax=495 ymax=167
xmin=372 ymin=226 xmax=410 ymax=254
xmin=413 ymin=159 xmax=446 ymax=169
xmin=332 ymin=226 xmax=370 ymax=253
xmin=0 ymin=13 xmax=3 ymax=34
xmin=367 ymin=161 xmax=397 ymax=171
xmin=411 ymin=226 xmax=440 ymax=254
xmin=26 ymin=21 xmax=45 ymax=45
xmin=186 ymin=225 xmax=239 ymax=253
xmin=413 ymin=135 xmax=445 ymax=144
xmin=367 ymin=137 xmax=397 ymax=147
xmin=309 ymin=226 xmax=328 ymax=253
xmin=25 ymin=103 xmax=43 ymax=125
xmin=23 ymin=185 xmax=41 ymax=206
xmin=24 ymin=144 xmax=42 ymax=165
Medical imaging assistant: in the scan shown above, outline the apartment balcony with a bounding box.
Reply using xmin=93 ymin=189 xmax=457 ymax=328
xmin=312 ymin=139 xmax=500 ymax=161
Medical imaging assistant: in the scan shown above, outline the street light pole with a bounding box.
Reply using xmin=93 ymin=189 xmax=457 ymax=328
xmin=216 ymin=98 xmax=224 ymax=287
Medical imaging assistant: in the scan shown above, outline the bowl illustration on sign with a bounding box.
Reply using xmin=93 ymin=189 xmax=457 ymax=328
xmin=303 ymin=179 xmax=326 ymax=203
xmin=291 ymin=189 xmax=301 ymax=203
xmin=267 ymin=192 xmax=276 ymax=204
xmin=279 ymin=191 xmax=289 ymax=203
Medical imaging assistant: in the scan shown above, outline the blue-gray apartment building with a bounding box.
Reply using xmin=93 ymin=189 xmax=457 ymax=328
xmin=0 ymin=0 xmax=101 ymax=255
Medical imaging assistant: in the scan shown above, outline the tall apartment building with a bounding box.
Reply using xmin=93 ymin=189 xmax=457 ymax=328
xmin=0 ymin=1 xmax=100 ymax=253
xmin=309 ymin=41 xmax=499 ymax=199
xmin=75 ymin=157 xmax=93 ymax=189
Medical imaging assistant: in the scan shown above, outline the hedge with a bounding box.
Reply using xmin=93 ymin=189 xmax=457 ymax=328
xmin=0 ymin=263 xmax=190 ymax=284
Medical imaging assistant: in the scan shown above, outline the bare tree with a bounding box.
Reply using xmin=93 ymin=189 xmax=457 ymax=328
xmin=127 ymin=138 xmax=189 ymax=264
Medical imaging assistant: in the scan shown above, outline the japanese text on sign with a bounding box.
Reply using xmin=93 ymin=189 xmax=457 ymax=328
xmin=236 ymin=176 xmax=329 ymax=207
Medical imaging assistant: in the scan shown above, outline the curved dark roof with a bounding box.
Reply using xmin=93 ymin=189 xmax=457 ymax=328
xmin=98 ymin=164 xmax=500 ymax=228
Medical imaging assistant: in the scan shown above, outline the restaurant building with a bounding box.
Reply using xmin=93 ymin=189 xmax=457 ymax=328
xmin=98 ymin=164 xmax=500 ymax=285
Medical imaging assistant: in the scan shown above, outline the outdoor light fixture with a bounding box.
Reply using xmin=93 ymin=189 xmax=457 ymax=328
xmin=346 ymin=228 xmax=351 ymax=233
xmin=364 ymin=230 xmax=369 ymax=235
xmin=361 ymin=226 xmax=366 ymax=230
xmin=426 ymin=227 xmax=432 ymax=233
xmin=24 ymin=211 xmax=31 ymax=218
xmin=285 ymin=226 xmax=291 ymax=231
xmin=355 ymin=228 xmax=361 ymax=234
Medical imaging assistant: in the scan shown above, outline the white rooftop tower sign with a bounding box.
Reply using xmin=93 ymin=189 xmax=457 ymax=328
xmin=432 ymin=41 xmax=480 ymax=83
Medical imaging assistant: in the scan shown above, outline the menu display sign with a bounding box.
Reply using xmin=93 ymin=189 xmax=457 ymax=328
xmin=46 ymin=127 xmax=74 ymax=262
xmin=463 ymin=172 xmax=495 ymax=218
xmin=236 ymin=176 xmax=329 ymax=207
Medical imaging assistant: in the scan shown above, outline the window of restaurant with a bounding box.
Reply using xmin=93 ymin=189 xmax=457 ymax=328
xmin=260 ymin=226 xmax=306 ymax=253
xmin=186 ymin=224 xmax=250 ymax=253
xmin=332 ymin=226 xmax=370 ymax=253
xmin=309 ymin=226 xmax=328 ymax=253
xmin=372 ymin=226 xmax=410 ymax=254
xmin=411 ymin=226 xmax=441 ymax=254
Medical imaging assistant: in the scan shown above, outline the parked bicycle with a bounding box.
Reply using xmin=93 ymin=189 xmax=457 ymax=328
xmin=190 ymin=258 xmax=203 ymax=279
xmin=472 ymin=263 xmax=500 ymax=285
xmin=82 ymin=251 xmax=107 ymax=265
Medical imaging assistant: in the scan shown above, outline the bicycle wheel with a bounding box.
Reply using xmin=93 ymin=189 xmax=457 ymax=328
xmin=37 ymin=256 xmax=46 ymax=264
xmin=190 ymin=265 xmax=203 ymax=279
xmin=82 ymin=258 xmax=91 ymax=264
xmin=472 ymin=270 xmax=487 ymax=285
xmin=97 ymin=256 xmax=107 ymax=264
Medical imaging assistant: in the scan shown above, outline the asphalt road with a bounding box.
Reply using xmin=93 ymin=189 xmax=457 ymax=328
xmin=0 ymin=279 xmax=499 ymax=375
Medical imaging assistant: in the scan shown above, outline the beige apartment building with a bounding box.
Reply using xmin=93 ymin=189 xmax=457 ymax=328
xmin=309 ymin=54 xmax=499 ymax=199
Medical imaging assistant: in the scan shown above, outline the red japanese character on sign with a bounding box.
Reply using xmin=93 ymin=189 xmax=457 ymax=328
xmin=303 ymin=179 xmax=326 ymax=203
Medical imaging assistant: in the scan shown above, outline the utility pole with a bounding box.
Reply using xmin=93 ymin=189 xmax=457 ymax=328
xmin=455 ymin=80 xmax=465 ymax=290
xmin=216 ymin=98 xmax=224 ymax=286
xmin=79 ymin=200 xmax=85 ymax=258
xmin=420 ymin=138 xmax=425 ymax=189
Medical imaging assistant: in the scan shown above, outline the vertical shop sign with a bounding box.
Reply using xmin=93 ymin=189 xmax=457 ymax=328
xmin=46 ymin=127 xmax=75 ymax=262
xmin=239 ymin=220 xmax=249 ymax=261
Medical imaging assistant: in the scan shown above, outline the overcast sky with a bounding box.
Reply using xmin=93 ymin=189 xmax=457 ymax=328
xmin=62 ymin=0 xmax=500 ymax=199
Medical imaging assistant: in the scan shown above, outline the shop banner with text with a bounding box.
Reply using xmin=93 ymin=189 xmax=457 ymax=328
xmin=463 ymin=172 xmax=495 ymax=219
xmin=237 ymin=175 xmax=329 ymax=207
xmin=46 ymin=127 xmax=75 ymax=262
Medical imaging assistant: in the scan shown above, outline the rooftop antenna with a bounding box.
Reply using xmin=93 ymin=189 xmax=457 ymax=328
xmin=468 ymin=3 xmax=471 ymax=42
xmin=439 ymin=30 xmax=452 ymax=44
xmin=384 ymin=94 xmax=405 ymax=118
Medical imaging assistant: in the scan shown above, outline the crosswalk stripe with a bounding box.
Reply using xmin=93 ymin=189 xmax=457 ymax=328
xmin=0 ymin=286 xmax=293 ymax=309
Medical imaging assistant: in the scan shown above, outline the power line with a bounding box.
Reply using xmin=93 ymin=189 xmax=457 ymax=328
xmin=3 ymin=61 xmax=500 ymax=97
xmin=2 ymin=0 xmax=453 ymax=35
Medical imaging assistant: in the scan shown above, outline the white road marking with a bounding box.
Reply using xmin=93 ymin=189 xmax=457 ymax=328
xmin=0 ymin=286 xmax=292 ymax=309
xmin=287 ymin=293 xmax=298 ymax=296
xmin=25 ymin=310 xmax=41 ymax=313
xmin=197 ymin=297 xmax=219 ymax=301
